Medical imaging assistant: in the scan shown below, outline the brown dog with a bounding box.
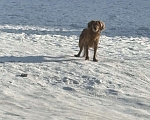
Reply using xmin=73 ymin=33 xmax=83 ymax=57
xmin=74 ymin=20 xmax=105 ymax=62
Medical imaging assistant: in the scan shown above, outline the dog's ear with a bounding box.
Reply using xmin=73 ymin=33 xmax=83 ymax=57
xmin=87 ymin=20 xmax=95 ymax=29
xmin=99 ymin=21 xmax=105 ymax=31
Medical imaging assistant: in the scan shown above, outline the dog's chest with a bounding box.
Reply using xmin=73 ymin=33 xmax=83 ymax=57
xmin=88 ymin=37 xmax=99 ymax=47
xmin=89 ymin=33 xmax=100 ymax=44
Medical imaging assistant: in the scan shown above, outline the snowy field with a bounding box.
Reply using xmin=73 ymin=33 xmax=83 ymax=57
xmin=0 ymin=0 xmax=150 ymax=120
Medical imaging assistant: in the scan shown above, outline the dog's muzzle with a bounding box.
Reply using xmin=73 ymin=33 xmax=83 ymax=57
xmin=92 ymin=26 xmax=99 ymax=32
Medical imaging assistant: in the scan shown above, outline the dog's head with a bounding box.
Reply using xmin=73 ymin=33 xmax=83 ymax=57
xmin=88 ymin=20 xmax=105 ymax=32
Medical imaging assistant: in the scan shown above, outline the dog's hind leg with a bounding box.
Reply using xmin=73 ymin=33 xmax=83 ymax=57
xmin=74 ymin=45 xmax=83 ymax=57
xmin=82 ymin=49 xmax=85 ymax=57
xmin=85 ymin=44 xmax=89 ymax=60
xmin=93 ymin=43 xmax=98 ymax=62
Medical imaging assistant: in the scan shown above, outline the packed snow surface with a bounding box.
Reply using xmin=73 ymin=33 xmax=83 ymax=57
xmin=0 ymin=0 xmax=150 ymax=120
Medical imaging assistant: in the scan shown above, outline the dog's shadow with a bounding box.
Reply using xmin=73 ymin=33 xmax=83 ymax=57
xmin=0 ymin=55 xmax=79 ymax=63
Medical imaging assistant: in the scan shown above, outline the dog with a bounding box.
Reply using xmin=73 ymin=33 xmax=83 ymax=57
xmin=74 ymin=20 xmax=105 ymax=62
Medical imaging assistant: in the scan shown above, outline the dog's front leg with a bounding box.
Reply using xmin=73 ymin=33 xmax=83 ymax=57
xmin=85 ymin=44 xmax=89 ymax=60
xmin=93 ymin=43 xmax=98 ymax=62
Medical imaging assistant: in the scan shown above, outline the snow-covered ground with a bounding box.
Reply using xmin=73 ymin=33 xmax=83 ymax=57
xmin=0 ymin=0 xmax=150 ymax=120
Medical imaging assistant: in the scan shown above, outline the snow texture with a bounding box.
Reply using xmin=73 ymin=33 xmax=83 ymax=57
xmin=0 ymin=0 xmax=150 ymax=120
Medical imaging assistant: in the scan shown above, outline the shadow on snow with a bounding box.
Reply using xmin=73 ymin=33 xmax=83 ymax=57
xmin=0 ymin=55 xmax=79 ymax=63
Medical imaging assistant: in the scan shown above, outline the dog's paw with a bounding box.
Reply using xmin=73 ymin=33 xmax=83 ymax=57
xmin=85 ymin=57 xmax=89 ymax=60
xmin=74 ymin=54 xmax=80 ymax=57
xmin=93 ymin=58 xmax=98 ymax=62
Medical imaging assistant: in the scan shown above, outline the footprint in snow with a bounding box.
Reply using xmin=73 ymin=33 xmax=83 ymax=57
xmin=63 ymin=87 xmax=76 ymax=92
xmin=106 ymin=89 xmax=118 ymax=95
xmin=63 ymin=77 xmax=79 ymax=85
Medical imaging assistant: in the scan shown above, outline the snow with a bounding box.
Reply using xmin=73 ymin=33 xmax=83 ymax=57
xmin=0 ymin=0 xmax=150 ymax=120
